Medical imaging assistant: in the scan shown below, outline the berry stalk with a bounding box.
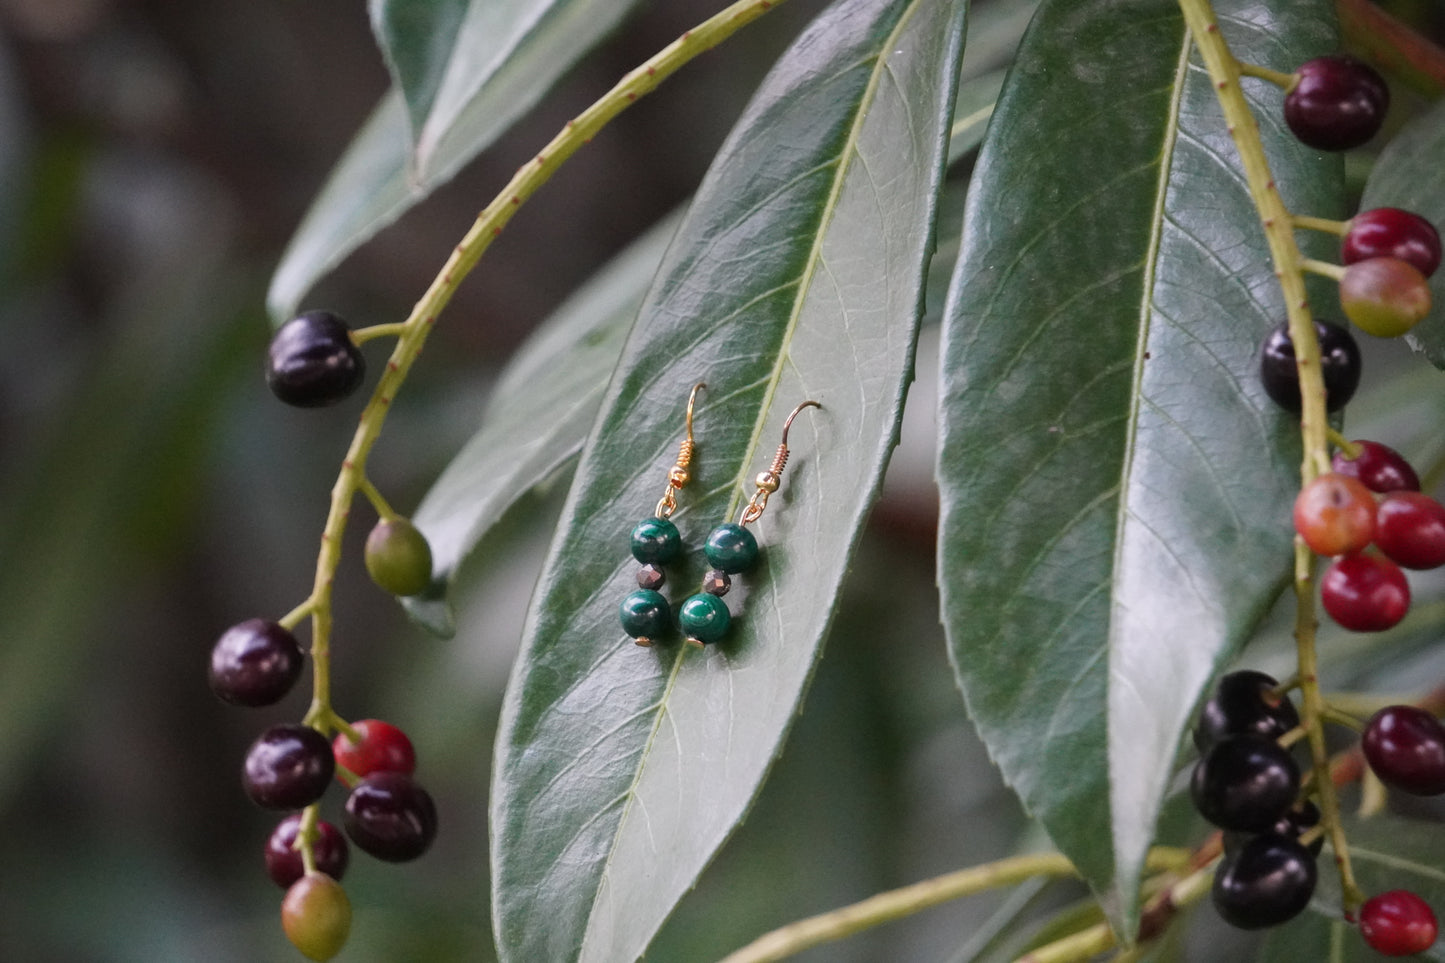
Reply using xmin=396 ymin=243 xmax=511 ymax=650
xmin=1175 ymin=0 xmax=1362 ymax=911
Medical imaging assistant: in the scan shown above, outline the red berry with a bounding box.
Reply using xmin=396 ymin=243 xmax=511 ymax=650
xmin=1344 ymin=208 xmax=1442 ymax=278
xmin=265 ymin=814 xmax=350 ymax=889
xmin=1340 ymin=258 xmax=1432 ymax=338
xmin=281 ymin=873 xmax=351 ymax=961
xmin=1332 ymin=439 xmax=1420 ymax=493
xmin=1375 ymin=492 xmax=1445 ymax=570
xmin=1293 ymin=473 xmax=1376 ymax=556
xmin=1320 ymin=554 xmax=1410 ymax=632
xmin=1284 ymin=56 xmax=1389 ymax=151
xmin=332 ymin=719 xmax=416 ymax=783
xmin=1363 ymin=705 xmax=1445 ymax=795
xmin=1361 ymin=890 xmax=1439 ymax=956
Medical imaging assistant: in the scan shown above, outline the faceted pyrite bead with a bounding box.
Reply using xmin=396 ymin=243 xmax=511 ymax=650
xmin=637 ymin=564 xmax=665 ymax=591
xmin=702 ymin=570 xmax=731 ymax=597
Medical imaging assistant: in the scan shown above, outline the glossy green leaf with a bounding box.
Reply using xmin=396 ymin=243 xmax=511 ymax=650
xmin=1261 ymin=815 xmax=1445 ymax=962
xmin=490 ymin=0 xmax=967 ymax=959
xmin=368 ymin=0 xmax=468 ymax=140
xmin=267 ymin=0 xmax=644 ymax=322
xmin=937 ymin=0 xmax=1342 ymax=929
xmin=1358 ymin=99 xmax=1445 ymax=369
xmin=404 ymin=211 xmax=681 ymax=636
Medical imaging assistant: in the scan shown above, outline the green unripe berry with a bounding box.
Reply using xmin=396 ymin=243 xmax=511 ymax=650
xmin=1339 ymin=257 xmax=1432 ymax=338
xmin=364 ymin=518 xmax=434 ymax=597
xmin=281 ymin=873 xmax=351 ymax=961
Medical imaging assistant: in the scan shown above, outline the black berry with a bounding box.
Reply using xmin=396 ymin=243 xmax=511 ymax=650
xmin=343 ymin=772 xmax=438 ymax=862
xmin=243 ymin=724 xmax=336 ymax=809
xmin=1362 ymin=705 xmax=1445 ymax=796
xmin=1191 ymin=734 xmax=1300 ymax=832
xmin=209 ymin=619 xmax=305 ymax=707
xmin=1258 ymin=320 xmax=1360 ymax=415
xmin=1194 ymin=670 xmax=1300 ymax=752
xmin=266 ymin=814 xmax=350 ymax=889
xmin=1212 ymin=833 xmax=1317 ymax=929
xmin=267 ymin=310 xmax=366 ymax=408
xmin=1284 ymin=56 xmax=1389 ymax=151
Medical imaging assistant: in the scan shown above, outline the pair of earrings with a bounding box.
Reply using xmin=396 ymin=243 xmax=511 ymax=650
xmin=618 ymin=383 xmax=819 ymax=648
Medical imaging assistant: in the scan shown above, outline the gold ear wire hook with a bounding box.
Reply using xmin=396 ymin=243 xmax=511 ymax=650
xmin=656 ymin=382 xmax=706 ymax=518
xmin=739 ymin=399 xmax=820 ymax=525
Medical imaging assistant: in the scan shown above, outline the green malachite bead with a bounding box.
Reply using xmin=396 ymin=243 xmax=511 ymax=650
xmin=619 ymin=589 xmax=670 ymax=640
xmin=630 ymin=517 xmax=682 ymax=564
xmin=679 ymin=593 xmax=730 ymax=644
xmin=704 ymin=523 xmax=758 ymax=574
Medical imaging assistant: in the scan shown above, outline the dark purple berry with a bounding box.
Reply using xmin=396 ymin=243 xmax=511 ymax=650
xmin=209 ymin=619 xmax=304 ymax=707
xmin=1362 ymin=705 xmax=1445 ymax=796
xmin=266 ymin=310 xmax=366 ymax=408
xmin=266 ymin=814 xmax=350 ymax=889
xmin=1344 ymin=208 xmax=1442 ymax=278
xmin=1194 ymin=670 xmax=1300 ymax=752
xmin=243 ymin=724 xmax=335 ymax=809
xmin=1212 ymin=833 xmax=1317 ymax=929
xmin=1191 ymin=734 xmax=1300 ymax=832
xmin=343 ymin=772 xmax=437 ymax=862
xmin=1332 ymin=439 xmax=1420 ymax=493
xmin=1258 ymin=320 xmax=1360 ymax=415
xmin=1284 ymin=56 xmax=1389 ymax=151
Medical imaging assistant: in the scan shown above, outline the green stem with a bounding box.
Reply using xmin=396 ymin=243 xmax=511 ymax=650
xmin=1176 ymin=0 xmax=1362 ymax=914
xmin=1300 ymin=257 xmax=1346 ymax=281
xmin=1326 ymin=426 xmax=1360 ymax=459
xmin=1238 ymin=61 xmax=1298 ymax=90
xmin=278 ymin=598 xmax=315 ymax=631
xmin=351 ymin=322 xmax=410 ymax=344
xmin=357 ymin=474 xmax=399 ymax=522
xmin=716 ymin=851 xmax=1190 ymax=963
xmin=1295 ymin=213 xmax=1350 ymax=236
xmin=293 ymin=0 xmax=790 ymax=873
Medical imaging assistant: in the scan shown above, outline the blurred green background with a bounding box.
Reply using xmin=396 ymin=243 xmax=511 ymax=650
xmin=2 ymin=0 xmax=1443 ymax=961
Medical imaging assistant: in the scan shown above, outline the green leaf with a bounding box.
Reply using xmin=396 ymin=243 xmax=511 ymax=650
xmin=404 ymin=211 xmax=681 ymax=636
xmin=1261 ymin=815 xmax=1445 ymax=962
xmin=489 ymin=0 xmax=967 ymax=959
xmin=267 ymin=0 xmax=645 ymax=322
xmin=1359 ymin=99 xmax=1445 ymax=369
xmin=937 ymin=0 xmax=1342 ymax=929
xmin=368 ymin=0 xmax=468 ymax=140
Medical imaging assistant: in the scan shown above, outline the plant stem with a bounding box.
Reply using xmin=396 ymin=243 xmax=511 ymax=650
xmin=1237 ymin=61 xmax=1297 ymax=90
xmin=716 ymin=853 xmax=1078 ymax=963
xmin=1294 ymin=213 xmax=1350 ymax=236
xmin=1300 ymin=257 xmax=1346 ymax=281
xmin=716 ymin=850 xmax=1191 ymax=963
xmin=1176 ymin=0 xmax=1362 ymax=914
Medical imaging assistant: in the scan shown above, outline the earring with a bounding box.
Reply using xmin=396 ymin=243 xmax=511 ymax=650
xmin=618 ymin=382 xmax=705 ymax=646
xmin=679 ymin=399 xmax=821 ymax=648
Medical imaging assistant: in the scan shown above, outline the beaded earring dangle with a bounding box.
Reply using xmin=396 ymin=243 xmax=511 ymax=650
xmin=678 ymin=399 xmax=821 ymax=648
xmin=618 ymin=383 xmax=706 ymax=646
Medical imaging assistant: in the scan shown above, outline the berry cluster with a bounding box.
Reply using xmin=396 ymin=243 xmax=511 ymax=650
xmin=1193 ymin=673 xmax=1444 ymax=953
xmin=212 ymin=310 xmax=443 ymax=959
xmin=1191 ymin=672 xmax=1317 ymax=930
xmin=1292 ymin=440 xmax=1445 ymax=633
